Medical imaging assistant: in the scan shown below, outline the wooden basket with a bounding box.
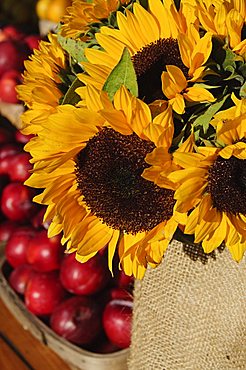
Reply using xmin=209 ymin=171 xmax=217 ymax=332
xmin=0 ymin=247 xmax=129 ymax=370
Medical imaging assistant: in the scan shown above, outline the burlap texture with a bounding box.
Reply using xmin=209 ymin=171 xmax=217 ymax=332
xmin=129 ymin=240 xmax=246 ymax=370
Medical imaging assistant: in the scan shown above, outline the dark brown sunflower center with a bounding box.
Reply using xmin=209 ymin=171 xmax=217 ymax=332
xmin=132 ymin=38 xmax=188 ymax=104
xmin=207 ymin=155 xmax=246 ymax=215
xmin=75 ymin=128 xmax=175 ymax=234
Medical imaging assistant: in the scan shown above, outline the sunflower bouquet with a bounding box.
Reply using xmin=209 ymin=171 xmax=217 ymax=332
xmin=17 ymin=0 xmax=246 ymax=282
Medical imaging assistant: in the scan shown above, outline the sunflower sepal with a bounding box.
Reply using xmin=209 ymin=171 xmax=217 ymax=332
xmin=60 ymin=77 xmax=84 ymax=105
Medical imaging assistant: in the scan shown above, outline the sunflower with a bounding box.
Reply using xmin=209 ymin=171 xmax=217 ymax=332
xmin=77 ymin=0 xmax=215 ymax=113
xmin=60 ymin=0 xmax=130 ymax=38
xmin=210 ymin=93 xmax=246 ymax=159
xmin=17 ymin=34 xmax=67 ymax=135
xmin=196 ymin=0 xmax=246 ymax=55
xmin=25 ymin=85 xmax=184 ymax=279
xmin=164 ymin=97 xmax=246 ymax=261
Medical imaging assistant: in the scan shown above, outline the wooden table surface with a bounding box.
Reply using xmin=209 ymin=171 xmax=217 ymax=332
xmin=0 ymin=297 xmax=71 ymax=370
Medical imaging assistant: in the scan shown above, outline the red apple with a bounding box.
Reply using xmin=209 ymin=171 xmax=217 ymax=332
xmin=0 ymin=174 xmax=8 ymax=194
xmin=31 ymin=207 xmax=48 ymax=229
xmin=109 ymin=287 xmax=133 ymax=301
xmin=115 ymin=270 xmax=134 ymax=290
xmin=1 ymin=182 xmax=38 ymax=222
xmin=50 ymin=296 xmax=103 ymax=345
xmin=2 ymin=26 xmax=25 ymax=41
xmin=27 ymin=230 xmax=64 ymax=272
xmin=0 ymin=155 xmax=14 ymax=176
xmin=0 ymin=144 xmax=22 ymax=176
xmin=0 ymin=40 xmax=26 ymax=77
xmin=0 ymin=143 xmax=21 ymax=159
xmin=24 ymin=35 xmax=42 ymax=51
xmin=15 ymin=131 xmax=34 ymax=144
xmin=95 ymin=287 xmax=133 ymax=312
xmin=5 ymin=226 xmax=36 ymax=268
xmin=91 ymin=338 xmax=120 ymax=354
xmin=9 ymin=152 xmax=32 ymax=182
xmin=0 ymin=126 xmax=15 ymax=144
xmin=0 ymin=69 xmax=23 ymax=104
xmin=60 ymin=253 xmax=111 ymax=295
xmin=0 ymin=30 xmax=7 ymax=43
xmin=9 ymin=264 xmax=34 ymax=295
xmin=0 ymin=220 xmax=17 ymax=244
xmin=25 ymin=271 xmax=66 ymax=316
xmin=103 ymin=299 xmax=133 ymax=349
xmin=0 ymin=76 xmax=19 ymax=103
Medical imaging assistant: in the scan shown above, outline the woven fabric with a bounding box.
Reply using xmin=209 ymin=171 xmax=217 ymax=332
xmin=129 ymin=240 xmax=246 ymax=370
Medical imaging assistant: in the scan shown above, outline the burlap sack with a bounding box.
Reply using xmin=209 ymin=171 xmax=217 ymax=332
xmin=129 ymin=240 xmax=246 ymax=370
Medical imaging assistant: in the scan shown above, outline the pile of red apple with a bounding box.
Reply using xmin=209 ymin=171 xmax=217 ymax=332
xmin=0 ymin=117 xmax=134 ymax=353
xmin=0 ymin=25 xmax=41 ymax=104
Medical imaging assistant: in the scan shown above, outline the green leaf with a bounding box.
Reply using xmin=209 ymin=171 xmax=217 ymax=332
xmin=103 ymin=48 xmax=138 ymax=101
xmin=61 ymin=78 xmax=84 ymax=106
xmin=192 ymin=94 xmax=230 ymax=134
xmin=57 ymin=34 xmax=88 ymax=63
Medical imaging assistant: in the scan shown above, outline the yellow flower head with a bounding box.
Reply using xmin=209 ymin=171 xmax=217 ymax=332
xmin=25 ymin=86 xmax=181 ymax=279
xmin=77 ymin=0 xmax=198 ymax=100
xmin=211 ymin=94 xmax=246 ymax=159
xmin=196 ymin=0 xmax=246 ymax=53
xmin=166 ymin=111 xmax=246 ymax=261
xmin=61 ymin=0 xmax=130 ymax=38
xmin=17 ymin=34 xmax=67 ymax=135
xmin=76 ymin=0 xmax=215 ymax=114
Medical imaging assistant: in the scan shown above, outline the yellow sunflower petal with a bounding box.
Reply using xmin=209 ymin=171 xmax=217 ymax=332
xmin=94 ymin=31 xmax=125 ymax=58
xmin=201 ymin=218 xmax=227 ymax=253
xmin=85 ymin=48 xmax=117 ymax=69
xmin=183 ymin=206 xmax=200 ymax=235
xmin=77 ymin=218 xmax=114 ymax=256
xmin=227 ymin=239 xmax=246 ymax=262
xmin=108 ymin=230 xmax=120 ymax=275
xmin=131 ymin=97 xmax=152 ymax=137
xmin=132 ymin=4 xmax=160 ymax=43
xmin=84 ymin=85 xmax=103 ymax=112
xmin=173 ymin=152 xmax=205 ymax=168
xmin=99 ymin=108 xmax=132 ymax=135
xmin=184 ymin=86 xmax=215 ymax=103
xmin=169 ymin=94 xmax=185 ymax=114
xmin=195 ymin=211 xmax=222 ymax=244
xmin=189 ymin=32 xmax=213 ymax=76
xmin=148 ymin=0 xmax=173 ymax=38
xmin=177 ymin=32 xmax=193 ymax=69
xmin=113 ymin=85 xmax=133 ymax=121
xmin=166 ymin=65 xmax=187 ymax=91
xmin=161 ymin=67 xmax=186 ymax=98
xmin=226 ymin=9 xmax=244 ymax=49
xmin=175 ymin=177 xmax=205 ymax=208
